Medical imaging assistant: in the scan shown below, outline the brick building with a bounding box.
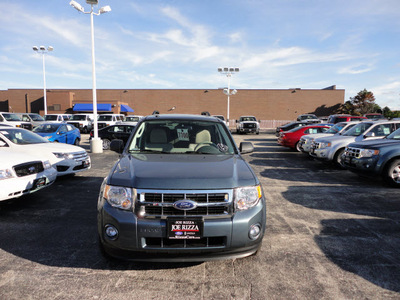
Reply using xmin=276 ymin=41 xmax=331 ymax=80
xmin=0 ymin=86 xmax=344 ymax=123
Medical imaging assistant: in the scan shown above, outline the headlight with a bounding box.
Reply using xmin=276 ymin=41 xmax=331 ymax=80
xmin=103 ymin=185 xmax=134 ymax=210
xmin=234 ymin=185 xmax=262 ymax=210
xmin=319 ymin=142 xmax=331 ymax=149
xmin=0 ymin=169 xmax=14 ymax=180
xmin=359 ymin=149 xmax=380 ymax=158
xmin=53 ymin=152 xmax=74 ymax=159
xmin=43 ymin=160 xmax=52 ymax=170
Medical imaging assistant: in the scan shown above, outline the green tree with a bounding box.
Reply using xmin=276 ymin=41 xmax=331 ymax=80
xmin=350 ymin=89 xmax=376 ymax=115
xmin=336 ymin=100 xmax=355 ymax=115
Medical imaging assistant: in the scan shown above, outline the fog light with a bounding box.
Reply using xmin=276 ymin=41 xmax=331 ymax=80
xmin=105 ymin=225 xmax=119 ymax=240
xmin=249 ymin=224 xmax=261 ymax=240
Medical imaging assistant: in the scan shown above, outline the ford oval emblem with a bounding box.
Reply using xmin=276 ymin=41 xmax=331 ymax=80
xmin=173 ymin=199 xmax=197 ymax=210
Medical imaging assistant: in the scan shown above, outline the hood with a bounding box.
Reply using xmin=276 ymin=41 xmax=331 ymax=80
xmin=4 ymin=142 xmax=86 ymax=164
xmin=303 ymin=133 xmax=333 ymax=140
xmin=108 ymin=153 xmax=257 ymax=190
xmin=348 ymin=138 xmax=400 ymax=149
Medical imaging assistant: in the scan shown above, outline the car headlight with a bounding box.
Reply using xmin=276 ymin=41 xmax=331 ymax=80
xmin=103 ymin=185 xmax=134 ymax=210
xmin=359 ymin=149 xmax=380 ymax=158
xmin=319 ymin=142 xmax=331 ymax=149
xmin=234 ymin=185 xmax=262 ymax=210
xmin=53 ymin=152 xmax=74 ymax=159
xmin=43 ymin=160 xmax=52 ymax=170
xmin=0 ymin=169 xmax=14 ymax=180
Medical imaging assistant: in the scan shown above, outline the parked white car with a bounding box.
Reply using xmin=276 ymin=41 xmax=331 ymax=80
xmin=0 ymin=112 xmax=33 ymax=130
xmin=0 ymin=152 xmax=57 ymax=201
xmin=0 ymin=126 xmax=91 ymax=176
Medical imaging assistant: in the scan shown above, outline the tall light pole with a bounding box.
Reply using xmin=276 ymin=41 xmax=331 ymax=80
xmin=69 ymin=0 xmax=111 ymax=153
xmin=218 ymin=67 xmax=239 ymax=127
xmin=33 ymin=45 xmax=53 ymax=115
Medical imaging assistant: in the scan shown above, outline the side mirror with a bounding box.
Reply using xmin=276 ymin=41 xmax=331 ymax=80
xmin=58 ymin=131 xmax=66 ymax=135
xmin=110 ymin=139 xmax=124 ymax=153
xmin=239 ymin=142 xmax=254 ymax=154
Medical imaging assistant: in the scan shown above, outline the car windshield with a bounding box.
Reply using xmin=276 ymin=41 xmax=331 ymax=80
xmin=29 ymin=114 xmax=45 ymax=121
xmin=241 ymin=117 xmax=256 ymax=122
xmin=343 ymin=122 xmax=373 ymax=137
xmin=0 ymin=128 xmax=49 ymax=144
xmin=385 ymin=128 xmax=400 ymax=140
xmin=33 ymin=124 xmax=60 ymax=133
xmin=2 ymin=113 xmax=22 ymax=121
xmin=45 ymin=115 xmax=58 ymax=121
xmin=98 ymin=115 xmax=112 ymax=121
xmin=71 ymin=115 xmax=86 ymax=121
xmin=125 ymin=116 xmax=140 ymax=122
xmin=326 ymin=123 xmax=345 ymax=134
xmin=128 ymin=119 xmax=236 ymax=154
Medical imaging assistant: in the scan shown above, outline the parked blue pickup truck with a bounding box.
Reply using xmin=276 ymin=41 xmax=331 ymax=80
xmin=342 ymin=127 xmax=400 ymax=187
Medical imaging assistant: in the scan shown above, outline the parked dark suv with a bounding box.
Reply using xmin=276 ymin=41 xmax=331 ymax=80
xmin=98 ymin=114 xmax=266 ymax=262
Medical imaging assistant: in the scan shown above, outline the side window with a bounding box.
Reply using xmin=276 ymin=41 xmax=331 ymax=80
xmin=66 ymin=124 xmax=74 ymax=131
xmin=59 ymin=125 xmax=67 ymax=133
xmin=108 ymin=126 xmax=117 ymax=133
xmin=22 ymin=115 xmax=30 ymax=122
xmin=0 ymin=115 xmax=3 ymax=122
xmin=126 ymin=126 xmax=133 ymax=133
xmin=58 ymin=116 xmax=62 ymax=121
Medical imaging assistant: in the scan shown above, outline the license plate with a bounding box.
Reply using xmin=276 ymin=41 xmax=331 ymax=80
xmin=167 ymin=218 xmax=203 ymax=240
xmin=33 ymin=177 xmax=46 ymax=189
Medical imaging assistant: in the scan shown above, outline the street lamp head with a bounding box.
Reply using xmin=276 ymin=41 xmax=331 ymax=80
xmin=70 ymin=0 xmax=85 ymax=13
xmin=32 ymin=46 xmax=39 ymax=51
xmin=47 ymin=46 xmax=54 ymax=52
xmin=39 ymin=46 xmax=46 ymax=51
xmin=217 ymin=68 xmax=222 ymax=72
xmin=86 ymin=0 xmax=99 ymax=4
xmin=99 ymin=5 xmax=111 ymax=14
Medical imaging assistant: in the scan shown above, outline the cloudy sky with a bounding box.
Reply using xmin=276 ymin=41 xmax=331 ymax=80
xmin=1 ymin=0 xmax=400 ymax=110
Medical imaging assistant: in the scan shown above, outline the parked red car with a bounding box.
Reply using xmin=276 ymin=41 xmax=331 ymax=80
xmin=278 ymin=124 xmax=332 ymax=151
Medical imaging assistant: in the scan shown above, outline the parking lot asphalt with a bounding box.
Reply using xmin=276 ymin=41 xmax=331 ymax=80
xmin=1 ymin=131 xmax=400 ymax=300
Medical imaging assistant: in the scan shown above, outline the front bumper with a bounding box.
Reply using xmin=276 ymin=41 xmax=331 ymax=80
xmin=0 ymin=167 xmax=57 ymax=201
xmin=55 ymin=154 xmax=91 ymax=176
xmin=342 ymin=155 xmax=379 ymax=176
xmin=98 ymin=199 xmax=266 ymax=262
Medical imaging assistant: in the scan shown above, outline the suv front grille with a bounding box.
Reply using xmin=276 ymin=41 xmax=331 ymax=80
xmin=345 ymin=147 xmax=361 ymax=158
xmin=243 ymin=123 xmax=256 ymax=129
xmin=71 ymin=151 xmax=89 ymax=162
xmin=14 ymin=161 xmax=44 ymax=177
xmin=137 ymin=190 xmax=233 ymax=218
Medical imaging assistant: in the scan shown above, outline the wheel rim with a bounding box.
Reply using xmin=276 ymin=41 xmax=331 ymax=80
xmin=391 ymin=165 xmax=400 ymax=183
xmin=103 ymin=139 xmax=111 ymax=150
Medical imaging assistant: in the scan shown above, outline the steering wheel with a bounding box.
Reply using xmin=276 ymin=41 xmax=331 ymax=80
xmin=195 ymin=143 xmax=220 ymax=154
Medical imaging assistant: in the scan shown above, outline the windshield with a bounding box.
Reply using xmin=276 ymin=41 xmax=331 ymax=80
xmin=98 ymin=115 xmax=112 ymax=121
xmin=29 ymin=114 xmax=44 ymax=121
xmin=3 ymin=113 xmax=22 ymax=121
xmin=45 ymin=115 xmax=58 ymax=121
xmin=125 ymin=116 xmax=140 ymax=122
xmin=0 ymin=128 xmax=49 ymax=144
xmin=33 ymin=124 xmax=60 ymax=133
xmin=326 ymin=123 xmax=345 ymax=134
xmin=71 ymin=115 xmax=87 ymax=121
xmin=343 ymin=122 xmax=373 ymax=137
xmin=386 ymin=128 xmax=400 ymax=140
xmin=128 ymin=119 xmax=236 ymax=154
xmin=240 ymin=117 xmax=256 ymax=122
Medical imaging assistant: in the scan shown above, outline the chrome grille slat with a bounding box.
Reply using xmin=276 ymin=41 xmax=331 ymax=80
xmin=137 ymin=189 xmax=232 ymax=218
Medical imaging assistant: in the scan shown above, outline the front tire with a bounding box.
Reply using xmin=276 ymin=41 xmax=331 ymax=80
xmin=333 ymin=148 xmax=345 ymax=168
xmin=102 ymin=138 xmax=111 ymax=150
xmin=383 ymin=159 xmax=400 ymax=187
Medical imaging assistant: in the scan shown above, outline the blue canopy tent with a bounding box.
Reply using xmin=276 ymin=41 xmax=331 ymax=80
xmin=120 ymin=104 xmax=134 ymax=112
xmin=73 ymin=103 xmax=112 ymax=112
